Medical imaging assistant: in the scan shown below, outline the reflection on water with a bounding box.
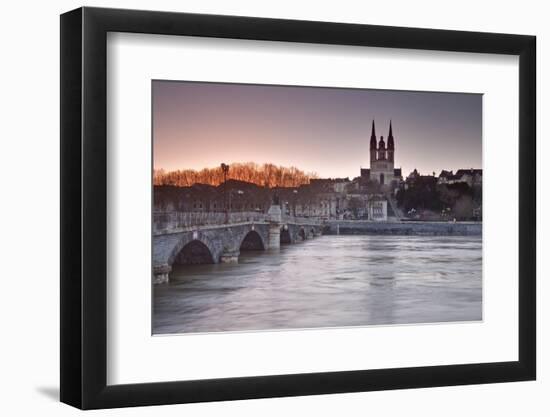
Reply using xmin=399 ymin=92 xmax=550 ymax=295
xmin=153 ymin=235 xmax=482 ymax=334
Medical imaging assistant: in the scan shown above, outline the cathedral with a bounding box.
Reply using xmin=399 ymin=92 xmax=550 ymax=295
xmin=360 ymin=120 xmax=402 ymax=188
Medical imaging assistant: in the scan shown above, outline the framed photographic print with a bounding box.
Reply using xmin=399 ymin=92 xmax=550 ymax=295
xmin=60 ymin=6 xmax=536 ymax=409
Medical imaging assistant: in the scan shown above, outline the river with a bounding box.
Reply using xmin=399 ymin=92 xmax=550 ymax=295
xmin=153 ymin=235 xmax=482 ymax=334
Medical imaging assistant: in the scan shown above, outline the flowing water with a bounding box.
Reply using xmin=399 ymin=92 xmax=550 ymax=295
xmin=153 ymin=235 xmax=482 ymax=334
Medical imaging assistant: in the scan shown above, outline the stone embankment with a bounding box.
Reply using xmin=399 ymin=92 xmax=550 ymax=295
xmin=324 ymin=221 xmax=482 ymax=236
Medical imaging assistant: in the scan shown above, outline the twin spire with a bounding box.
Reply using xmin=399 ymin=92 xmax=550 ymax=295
xmin=370 ymin=120 xmax=394 ymax=150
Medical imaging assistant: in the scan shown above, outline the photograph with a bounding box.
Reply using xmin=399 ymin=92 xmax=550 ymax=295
xmin=151 ymin=80 xmax=483 ymax=335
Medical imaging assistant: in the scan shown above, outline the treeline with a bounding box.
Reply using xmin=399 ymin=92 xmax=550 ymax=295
xmin=396 ymin=182 xmax=482 ymax=220
xmin=153 ymin=162 xmax=318 ymax=188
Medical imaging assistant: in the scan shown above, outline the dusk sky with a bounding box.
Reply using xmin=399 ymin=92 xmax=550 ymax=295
xmin=153 ymin=80 xmax=482 ymax=179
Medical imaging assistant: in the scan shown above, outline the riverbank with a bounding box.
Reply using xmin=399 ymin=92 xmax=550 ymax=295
xmin=324 ymin=220 xmax=482 ymax=236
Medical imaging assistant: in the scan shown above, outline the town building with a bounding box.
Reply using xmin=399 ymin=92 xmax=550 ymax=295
xmin=367 ymin=196 xmax=388 ymax=222
xmin=438 ymin=169 xmax=482 ymax=186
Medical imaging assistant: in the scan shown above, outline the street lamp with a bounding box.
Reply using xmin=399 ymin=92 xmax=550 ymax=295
xmin=221 ymin=163 xmax=229 ymax=223
xmin=237 ymin=190 xmax=244 ymax=212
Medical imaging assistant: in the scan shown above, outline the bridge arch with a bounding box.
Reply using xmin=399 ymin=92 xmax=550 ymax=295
xmin=173 ymin=240 xmax=214 ymax=265
xmin=168 ymin=234 xmax=220 ymax=267
xmin=239 ymin=230 xmax=266 ymax=251
xmin=280 ymin=228 xmax=291 ymax=244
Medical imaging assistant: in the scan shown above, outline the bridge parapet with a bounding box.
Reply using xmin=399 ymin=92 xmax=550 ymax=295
xmin=154 ymin=211 xmax=324 ymax=235
xmin=281 ymin=215 xmax=324 ymax=226
xmin=154 ymin=211 xmax=268 ymax=235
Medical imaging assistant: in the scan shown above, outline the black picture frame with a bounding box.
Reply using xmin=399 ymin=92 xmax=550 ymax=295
xmin=60 ymin=6 xmax=536 ymax=410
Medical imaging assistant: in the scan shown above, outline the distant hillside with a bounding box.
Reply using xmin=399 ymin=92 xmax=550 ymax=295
xmin=153 ymin=162 xmax=318 ymax=188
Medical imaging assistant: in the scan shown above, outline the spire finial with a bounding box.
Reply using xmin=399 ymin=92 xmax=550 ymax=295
xmin=387 ymin=120 xmax=395 ymax=151
xmin=370 ymin=119 xmax=377 ymax=150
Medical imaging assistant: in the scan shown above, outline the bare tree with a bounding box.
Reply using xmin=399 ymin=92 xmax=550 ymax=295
xmin=153 ymin=162 xmax=318 ymax=188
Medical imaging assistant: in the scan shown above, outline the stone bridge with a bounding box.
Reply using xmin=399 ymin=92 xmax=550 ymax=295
xmin=153 ymin=207 xmax=323 ymax=284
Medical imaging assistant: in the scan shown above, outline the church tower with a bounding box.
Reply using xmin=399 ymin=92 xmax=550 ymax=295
xmin=364 ymin=120 xmax=400 ymax=188
xmin=387 ymin=120 xmax=395 ymax=163
xmin=370 ymin=120 xmax=377 ymax=163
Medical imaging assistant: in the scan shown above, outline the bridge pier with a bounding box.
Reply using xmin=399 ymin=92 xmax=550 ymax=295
xmin=267 ymin=203 xmax=282 ymax=250
xmin=153 ymin=264 xmax=171 ymax=284
xmin=220 ymin=250 xmax=240 ymax=263
xmin=268 ymin=224 xmax=281 ymax=249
